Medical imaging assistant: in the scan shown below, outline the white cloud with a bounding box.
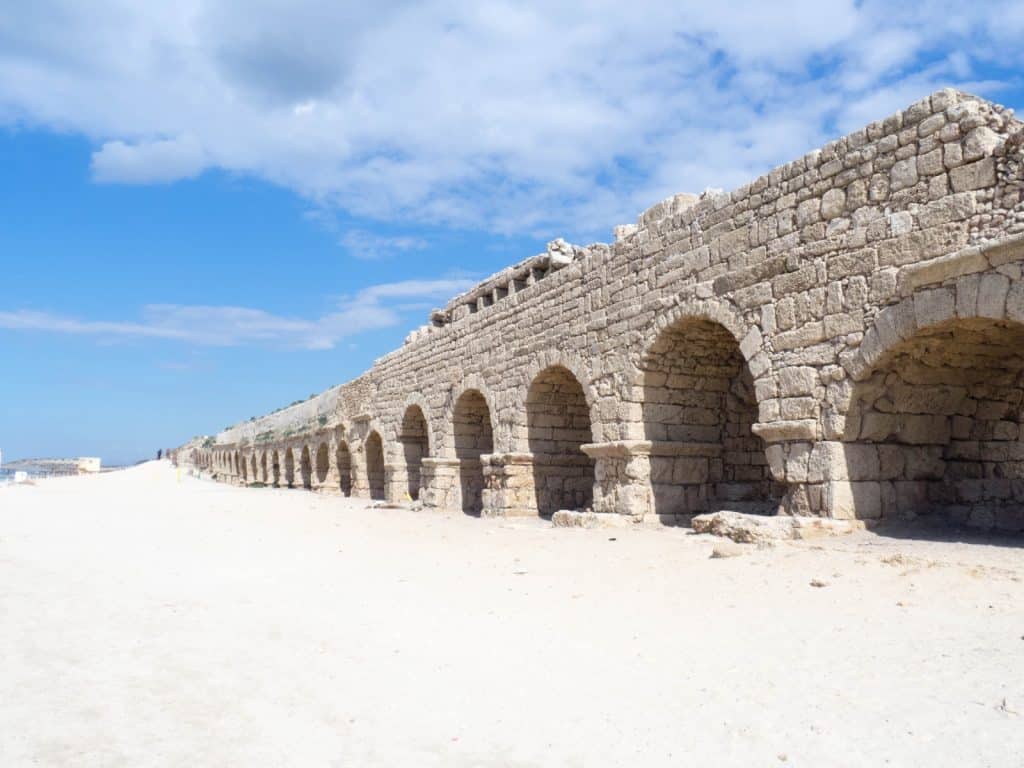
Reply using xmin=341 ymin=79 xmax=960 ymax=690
xmin=0 ymin=277 xmax=477 ymax=350
xmin=91 ymin=135 xmax=208 ymax=183
xmin=0 ymin=1 xmax=1019 ymax=240
xmin=339 ymin=229 xmax=427 ymax=261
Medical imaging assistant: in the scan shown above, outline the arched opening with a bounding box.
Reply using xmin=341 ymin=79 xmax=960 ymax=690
xmin=336 ymin=442 xmax=353 ymax=496
xmin=315 ymin=442 xmax=330 ymax=485
xmin=365 ymin=431 xmax=386 ymax=500
xmin=300 ymin=445 xmax=313 ymax=490
xmin=259 ymin=452 xmax=268 ymax=483
xmin=284 ymin=448 xmax=295 ymax=488
xmin=641 ymin=317 xmax=778 ymax=518
xmin=398 ymin=405 xmax=429 ymax=500
xmin=239 ymin=453 xmax=247 ymax=482
xmin=844 ymin=317 xmax=1024 ymax=532
xmin=453 ymin=389 xmax=494 ymax=515
xmin=526 ymin=365 xmax=595 ymax=516
xmin=250 ymin=455 xmax=258 ymax=483
xmin=271 ymin=450 xmax=280 ymax=487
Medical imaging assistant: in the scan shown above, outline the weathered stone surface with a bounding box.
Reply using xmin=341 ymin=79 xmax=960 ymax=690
xmin=692 ymin=510 xmax=863 ymax=543
xmin=173 ymin=90 xmax=1024 ymax=533
xmin=950 ymin=157 xmax=996 ymax=192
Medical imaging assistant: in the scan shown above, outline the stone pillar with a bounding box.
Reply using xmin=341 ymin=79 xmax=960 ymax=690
xmin=350 ymin=450 xmax=369 ymax=499
xmin=385 ymin=462 xmax=408 ymax=503
xmin=581 ymin=440 xmax=653 ymax=519
xmin=420 ymin=457 xmax=460 ymax=510
xmin=319 ymin=461 xmax=341 ymax=494
xmin=480 ymin=452 xmax=536 ymax=517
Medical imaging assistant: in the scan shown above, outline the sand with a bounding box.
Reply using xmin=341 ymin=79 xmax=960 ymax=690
xmin=1 ymin=461 xmax=1022 ymax=767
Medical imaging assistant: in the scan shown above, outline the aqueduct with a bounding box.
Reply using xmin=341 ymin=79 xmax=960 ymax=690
xmin=176 ymin=90 xmax=1024 ymax=532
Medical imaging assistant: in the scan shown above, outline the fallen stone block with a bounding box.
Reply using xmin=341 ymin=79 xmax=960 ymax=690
xmin=691 ymin=510 xmax=864 ymax=544
xmin=551 ymin=510 xmax=632 ymax=529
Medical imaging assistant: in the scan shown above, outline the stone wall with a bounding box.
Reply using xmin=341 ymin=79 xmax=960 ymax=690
xmin=174 ymin=89 xmax=1024 ymax=532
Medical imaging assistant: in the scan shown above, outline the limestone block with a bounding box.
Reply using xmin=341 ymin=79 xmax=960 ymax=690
xmin=977 ymin=273 xmax=1010 ymax=319
xmin=950 ymin=157 xmax=996 ymax=192
xmin=808 ymin=441 xmax=846 ymax=482
xmin=913 ymin=287 xmax=955 ymax=328
xmin=963 ymin=126 xmax=1001 ymax=162
xmin=778 ymin=366 xmax=817 ymax=397
xmin=956 ymin=273 xmax=981 ymax=318
xmin=917 ymin=147 xmax=944 ymax=176
xmin=890 ymin=158 xmax=919 ymax=191
xmin=1007 ymin=282 xmax=1024 ymax=324
xmin=827 ymin=480 xmax=881 ymax=520
xmin=821 ymin=188 xmax=846 ymax=219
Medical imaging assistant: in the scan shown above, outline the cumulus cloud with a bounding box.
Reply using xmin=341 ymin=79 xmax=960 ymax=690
xmin=338 ymin=230 xmax=428 ymax=260
xmin=0 ymin=1 xmax=1020 ymax=239
xmin=91 ymin=135 xmax=208 ymax=183
xmin=0 ymin=277 xmax=476 ymax=350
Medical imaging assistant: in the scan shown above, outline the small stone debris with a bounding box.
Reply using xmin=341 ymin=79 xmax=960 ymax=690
xmin=809 ymin=579 xmax=829 ymax=588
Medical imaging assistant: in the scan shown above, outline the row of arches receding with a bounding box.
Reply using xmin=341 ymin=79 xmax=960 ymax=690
xmin=209 ymin=311 xmax=1024 ymax=530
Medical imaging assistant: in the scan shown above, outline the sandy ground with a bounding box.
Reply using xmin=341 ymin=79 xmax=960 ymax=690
xmin=1 ymin=462 xmax=1022 ymax=767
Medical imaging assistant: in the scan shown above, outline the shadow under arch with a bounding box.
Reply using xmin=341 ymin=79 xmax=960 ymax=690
xmin=398 ymin=405 xmax=430 ymax=500
xmin=452 ymin=388 xmax=494 ymax=515
xmin=640 ymin=315 xmax=780 ymax=521
xmin=315 ymin=442 xmax=330 ymax=486
xmin=526 ymin=364 xmax=595 ymax=516
xmin=299 ymin=445 xmax=313 ymax=490
xmin=336 ymin=441 xmax=353 ymax=496
xmin=843 ymin=314 xmax=1024 ymax=537
xmin=364 ymin=431 xmax=386 ymax=501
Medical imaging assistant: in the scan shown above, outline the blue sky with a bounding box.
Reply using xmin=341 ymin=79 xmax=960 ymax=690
xmin=1 ymin=1 xmax=1023 ymax=465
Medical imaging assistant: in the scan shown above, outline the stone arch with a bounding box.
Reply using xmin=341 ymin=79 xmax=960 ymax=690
xmin=239 ymin=452 xmax=247 ymax=481
xmin=526 ymin=365 xmax=595 ymax=516
xmin=271 ymin=449 xmax=281 ymax=487
xmin=364 ymin=430 xmax=386 ymax=500
xmin=517 ymin=350 xmax=601 ymax=449
xmin=315 ymin=442 xmax=330 ymax=485
xmin=639 ymin=313 xmax=779 ymax=518
xmin=250 ymin=454 xmax=258 ymax=482
xmin=452 ymin=388 xmax=495 ymax=515
xmin=840 ymin=279 xmax=1024 ymax=531
xmin=439 ymin=374 xmax=500 ymax=457
xmin=300 ymin=445 xmax=313 ymax=490
xmin=398 ymin=404 xmax=430 ymax=500
xmin=284 ymin=447 xmax=295 ymax=488
xmin=259 ymin=452 xmax=268 ymax=483
xmin=336 ymin=440 xmax=353 ymax=496
xmin=631 ymin=298 xmax=770 ymax=392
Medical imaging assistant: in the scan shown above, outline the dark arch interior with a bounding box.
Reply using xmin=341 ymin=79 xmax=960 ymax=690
xmin=399 ymin=406 xmax=429 ymax=500
xmin=365 ymin=432 xmax=386 ymax=500
xmin=284 ymin=449 xmax=295 ymax=488
xmin=453 ymin=390 xmax=494 ymax=515
xmin=315 ymin=443 xmax=329 ymax=484
xmin=845 ymin=317 xmax=1024 ymax=532
xmin=642 ymin=317 xmax=778 ymax=519
xmin=526 ymin=365 xmax=594 ymax=516
xmin=300 ymin=446 xmax=313 ymax=490
xmin=271 ymin=451 xmax=280 ymax=486
xmin=336 ymin=442 xmax=353 ymax=496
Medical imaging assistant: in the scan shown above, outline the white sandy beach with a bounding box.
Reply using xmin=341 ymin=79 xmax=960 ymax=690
xmin=1 ymin=461 xmax=1021 ymax=767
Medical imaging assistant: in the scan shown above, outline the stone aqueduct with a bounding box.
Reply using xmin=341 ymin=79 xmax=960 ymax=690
xmin=173 ymin=90 xmax=1024 ymax=532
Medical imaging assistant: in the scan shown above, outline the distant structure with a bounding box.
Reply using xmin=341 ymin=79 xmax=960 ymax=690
xmin=77 ymin=458 xmax=101 ymax=474
xmin=173 ymin=90 xmax=1024 ymax=533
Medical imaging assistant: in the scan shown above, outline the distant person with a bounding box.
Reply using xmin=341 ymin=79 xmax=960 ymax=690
xmin=157 ymin=449 xmax=163 ymax=460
